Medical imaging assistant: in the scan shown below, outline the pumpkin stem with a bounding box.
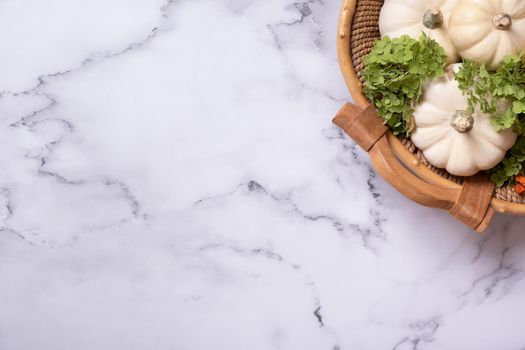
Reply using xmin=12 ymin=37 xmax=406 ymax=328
xmin=423 ymin=8 xmax=443 ymax=30
xmin=451 ymin=111 xmax=474 ymax=133
xmin=493 ymin=13 xmax=512 ymax=30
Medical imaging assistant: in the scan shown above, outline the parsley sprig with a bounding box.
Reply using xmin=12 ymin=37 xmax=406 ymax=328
xmin=490 ymin=137 xmax=525 ymax=187
xmin=455 ymin=54 xmax=525 ymax=133
xmin=362 ymin=34 xmax=447 ymax=135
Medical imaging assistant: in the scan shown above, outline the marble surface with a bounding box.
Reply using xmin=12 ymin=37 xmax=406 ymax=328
xmin=1 ymin=0 xmax=525 ymax=349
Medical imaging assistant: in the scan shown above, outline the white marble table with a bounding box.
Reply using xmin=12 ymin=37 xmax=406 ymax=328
xmin=1 ymin=0 xmax=525 ymax=349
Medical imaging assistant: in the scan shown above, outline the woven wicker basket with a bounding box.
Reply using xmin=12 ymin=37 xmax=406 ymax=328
xmin=334 ymin=0 xmax=525 ymax=232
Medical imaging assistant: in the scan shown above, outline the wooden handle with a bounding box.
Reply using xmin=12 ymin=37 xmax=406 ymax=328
xmin=333 ymin=103 xmax=495 ymax=232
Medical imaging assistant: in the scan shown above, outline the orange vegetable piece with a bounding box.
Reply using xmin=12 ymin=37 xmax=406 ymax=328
xmin=516 ymin=175 xmax=525 ymax=185
xmin=515 ymin=184 xmax=525 ymax=195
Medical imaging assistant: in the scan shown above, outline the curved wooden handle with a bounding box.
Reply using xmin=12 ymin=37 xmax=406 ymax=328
xmin=333 ymin=103 xmax=495 ymax=232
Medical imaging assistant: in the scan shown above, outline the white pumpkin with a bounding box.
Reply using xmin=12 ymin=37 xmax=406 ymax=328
xmin=379 ymin=0 xmax=460 ymax=63
xmin=410 ymin=65 xmax=517 ymax=177
xmin=449 ymin=0 xmax=525 ymax=70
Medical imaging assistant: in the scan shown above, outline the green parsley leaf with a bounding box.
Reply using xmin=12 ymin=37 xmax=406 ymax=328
xmin=362 ymin=34 xmax=447 ymax=136
xmin=455 ymin=54 xmax=525 ymax=134
xmin=490 ymin=137 xmax=525 ymax=187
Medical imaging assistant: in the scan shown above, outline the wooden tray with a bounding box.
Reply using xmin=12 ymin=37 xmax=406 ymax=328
xmin=334 ymin=0 xmax=525 ymax=232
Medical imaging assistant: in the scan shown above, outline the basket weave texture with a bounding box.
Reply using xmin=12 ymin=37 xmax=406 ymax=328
xmin=348 ymin=0 xmax=524 ymax=204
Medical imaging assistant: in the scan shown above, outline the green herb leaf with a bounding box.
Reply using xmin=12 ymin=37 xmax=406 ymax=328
xmin=362 ymin=34 xmax=447 ymax=136
xmin=455 ymin=54 xmax=525 ymax=134
xmin=490 ymin=137 xmax=525 ymax=187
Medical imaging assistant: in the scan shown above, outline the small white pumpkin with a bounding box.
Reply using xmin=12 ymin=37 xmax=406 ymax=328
xmin=449 ymin=0 xmax=525 ymax=70
xmin=410 ymin=65 xmax=517 ymax=177
xmin=379 ymin=0 xmax=460 ymax=63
